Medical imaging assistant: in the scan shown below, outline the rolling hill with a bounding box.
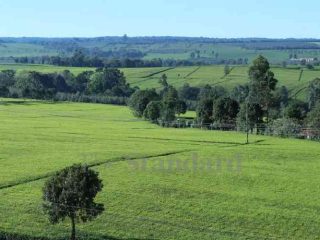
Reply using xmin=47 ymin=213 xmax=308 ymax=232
xmin=0 ymin=99 xmax=320 ymax=239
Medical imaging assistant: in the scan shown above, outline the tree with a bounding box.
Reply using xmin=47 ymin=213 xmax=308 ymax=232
xmin=284 ymin=100 xmax=309 ymax=121
xmin=73 ymin=71 xmax=94 ymax=93
xmin=224 ymin=65 xmax=231 ymax=76
xmin=198 ymin=85 xmax=226 ymax=101
xmin=162 ymin=85 xmax=179 ymax=102
xmin=213 ymin=97 xmax=239 ymax=123
xmin=143 ymin=101 xmax=162 ymax=122
xmin=61 ymin=70 xmax=75 ymax=88
xmin=43 ymin=164 xmax=104 ymax=240
xmin=306 ymin=64 xmax=314 ymax=70
xmin=160 ymin=100 xmax=176 ymax=122
xmin=178 ymin=83 xmax=200 ymax=101
xmin=197 ymin=99 xmax=213 ymax=125
xmin=158 ymin=74 xmax=168 ymax=88
xmin=175 ymin=100 xmax=187 ymax=116
xmin=128 ymin=89 xmax=159 ymax=117
xmin=14 ymin=71 xmax=45 ymax=98
xmin=70 ymin=50 xmax=87 ymax=67
xmin=274 ymin=86 xmax=289 ymax=108
xmin=282 ymin=61 xmax=287 ymax=68
xmin=248 ymin=55 xmax=278 ymax=122
xmin=159 ymin=84 xmax=179 ymax=122
xmin=231 ymin=84 xmax=249 ymax=104
xmin=307 ymin=101 xmax=320 ymax=128
xmin=237 ymin=103 xmax=264 ymax=133
xmin=0 ymin=70 xmax=16 ymax=96
xmin=122 ymin=34 xmax=128 ymax=42
xmin=268 ymin=118 xmax=301 ymax=138
xmin=196 ymin=50 xmax=201 ymax=58
xmin=87 ymin=68 xmax=129 ymax=95
xmin=308 ymin=78 xmax=320 ymax=110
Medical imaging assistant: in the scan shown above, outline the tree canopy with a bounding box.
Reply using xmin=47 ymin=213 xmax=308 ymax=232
xmin=43 ymin=164 xmax=104 ymax=240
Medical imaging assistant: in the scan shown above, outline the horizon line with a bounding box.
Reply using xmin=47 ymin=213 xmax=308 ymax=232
xmin=1 ymin=36 xmax=320 ymax=40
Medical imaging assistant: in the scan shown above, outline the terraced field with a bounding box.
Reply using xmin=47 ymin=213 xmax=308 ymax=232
xmin=0 ymin=99 xmax=320 ymax=239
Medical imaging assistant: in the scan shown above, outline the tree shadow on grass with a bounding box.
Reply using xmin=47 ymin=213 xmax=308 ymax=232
xmin=0 ymin=99 xmax=65 ymax=106
xmin=0 ymin=100 xmax=35 ymax=105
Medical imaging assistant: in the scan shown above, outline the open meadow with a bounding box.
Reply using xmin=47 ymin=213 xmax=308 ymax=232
xmin=0 ymin=99 xmax=320 ymax=239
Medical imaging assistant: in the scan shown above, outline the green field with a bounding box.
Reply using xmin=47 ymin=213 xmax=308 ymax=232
xmin=124 ymin=66 xmax=320 ymax=99
xmin=0 ymin=63 xmax=94 ymax=75
xmin=0 ymin=43 xmax=59 ymax=57
xmin=1 ymin=99 xmax=320 ymax=239
xmin=141 ymin=43 xmax=295 ymax=63
xmin=2 ymin=63 xmax=319 ymax=100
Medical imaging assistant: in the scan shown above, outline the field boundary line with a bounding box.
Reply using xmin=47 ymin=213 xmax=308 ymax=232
xmin=128 ymin=136 xmax=263 ymax=147
xmin=298 ymin=69 xmax=304 ymax=81
xmin=0 ymin=150 xmax=192 ymax=191
xmin=141 ymin=67 xmax=175 ymax=78
xmin=184 ymin=66 xmax=201 ymax=79
xmin=130 ymin=67 xmax=176 ymax=85
xmin=292 ymin=86 xmax=308 ymax=99
xmin=221 ymin=66 xmax=235 ymax=79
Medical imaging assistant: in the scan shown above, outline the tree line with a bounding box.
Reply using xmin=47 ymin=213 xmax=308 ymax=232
xmin=13 ymin=51 xmax=249 ymax=68
xmin=129 ymin=74 xmax=187 ymax=125
xmin=129 ymin=56 xmax=320 ymax=139
xmin=0 ymin=67 xmax=134 ymax=105
xmin=14 ymin=53 xmax=199 ymax=68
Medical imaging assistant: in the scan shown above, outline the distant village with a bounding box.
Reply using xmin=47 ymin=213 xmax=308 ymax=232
xmin=289 ymin=57 xmax=318 ymax=64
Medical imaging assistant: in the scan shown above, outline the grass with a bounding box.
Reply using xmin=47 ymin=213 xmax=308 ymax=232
xmin=0 ymin=99 xmax=320 ymax=239
xmin=122 ymin=65 xmax=320 ymax=100
xmin=179 ymin=111 xmax=197 ymax=119
xmin=0 ymin=63 xmax=95 ymax=75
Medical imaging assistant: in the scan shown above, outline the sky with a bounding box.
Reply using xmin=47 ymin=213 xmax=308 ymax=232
xmin=0 ymin=0 xmax=319 ymax=38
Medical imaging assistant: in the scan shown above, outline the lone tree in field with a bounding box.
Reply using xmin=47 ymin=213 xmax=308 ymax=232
xmin=43 ymin=164 xmax=104 ymax=240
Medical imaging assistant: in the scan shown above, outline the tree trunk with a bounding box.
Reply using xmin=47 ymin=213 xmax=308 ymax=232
xmin=70 ymin=216 xmax=76 ymax=240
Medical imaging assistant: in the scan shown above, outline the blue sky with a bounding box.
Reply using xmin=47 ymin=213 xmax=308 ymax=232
xmin=0 ymin=0 xmax=319 ymax=38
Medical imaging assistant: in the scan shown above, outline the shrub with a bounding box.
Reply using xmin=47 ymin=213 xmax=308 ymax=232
xmin=268 ymin=118 xmax=301 ymax=138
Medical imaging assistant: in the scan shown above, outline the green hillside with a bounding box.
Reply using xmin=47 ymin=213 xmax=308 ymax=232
xmin=0 ymin=99 xmax=320 ymax=239
xmin=1 ymin=64 xmax=319 ymax=99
